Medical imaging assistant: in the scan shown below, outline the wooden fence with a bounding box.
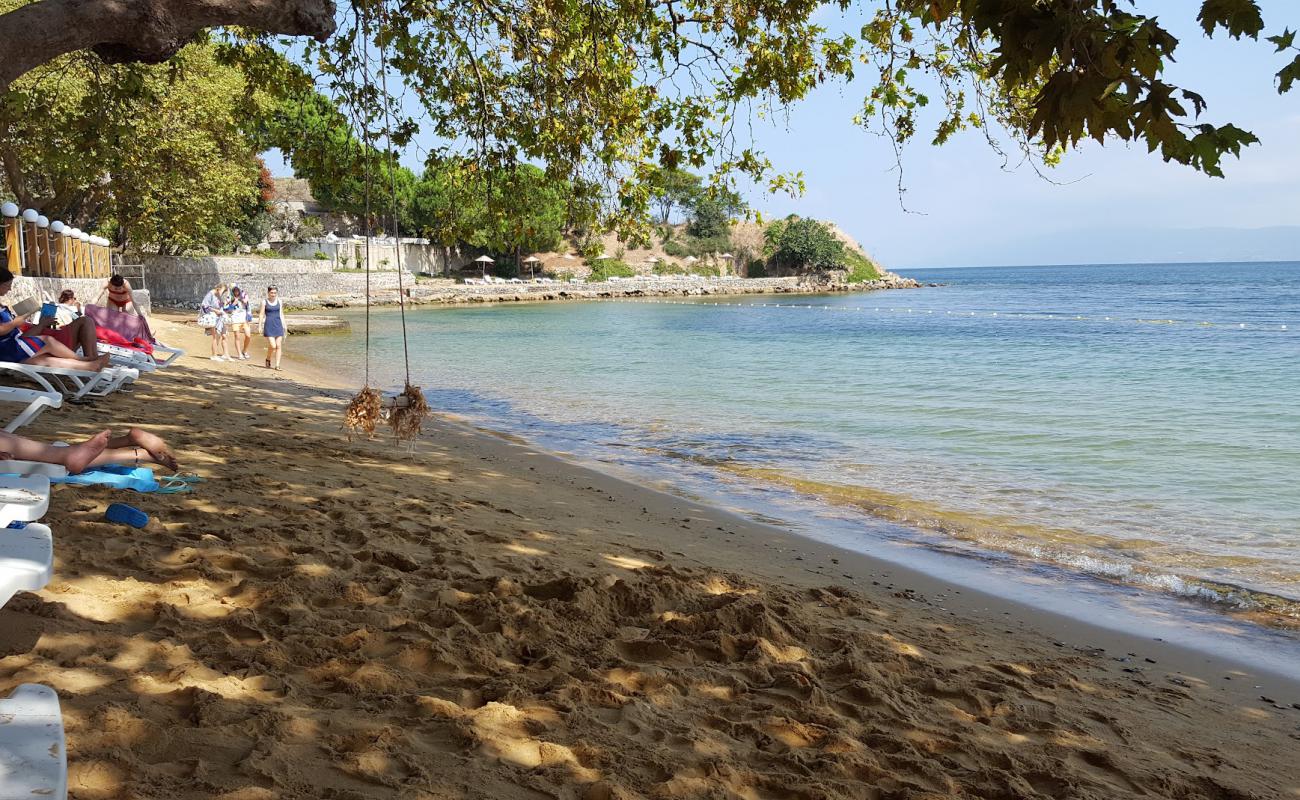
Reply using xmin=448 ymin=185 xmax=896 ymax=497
xmin=0 ymin=202 xmax=114 ymax=279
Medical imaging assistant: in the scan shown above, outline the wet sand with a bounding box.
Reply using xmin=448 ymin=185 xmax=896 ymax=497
xmin=1 ymin=314 xmax=1297 ymax=799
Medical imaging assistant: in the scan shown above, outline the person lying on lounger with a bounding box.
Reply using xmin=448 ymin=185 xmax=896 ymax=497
xmin=0 ymin=270 xmax=110 ymax=370
xmin=0 ymin=428 xmax=179 ymax=475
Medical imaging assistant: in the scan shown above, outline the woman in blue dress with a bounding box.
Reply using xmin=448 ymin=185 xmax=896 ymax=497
xmin=258 ymin=285 xmax=286 ymax=370
xmin=0 ymin=269 xmax=110 ymax=371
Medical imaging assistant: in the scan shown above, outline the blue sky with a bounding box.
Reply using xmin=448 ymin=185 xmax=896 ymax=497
xmin=267 ymin=2 xmax=1299 ymax=268
xmin=737 ymin=2 xmax=1300 ymax=268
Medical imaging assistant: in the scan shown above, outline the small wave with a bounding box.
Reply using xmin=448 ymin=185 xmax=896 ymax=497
xmin=722 ymin=465 xmax=1300 ymax=628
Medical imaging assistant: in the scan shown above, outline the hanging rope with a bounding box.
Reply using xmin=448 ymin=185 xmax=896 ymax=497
xmin=343 ymin=3 xmax=383 ymax=438
xmin=377 ymin=0 xmax=429 ymax=443
xmin=377 ymin=0 xmax=412 ymax=385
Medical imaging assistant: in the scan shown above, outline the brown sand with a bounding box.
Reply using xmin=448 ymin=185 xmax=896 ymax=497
xmin=1 ymin=315 xmax=1298 ymax=800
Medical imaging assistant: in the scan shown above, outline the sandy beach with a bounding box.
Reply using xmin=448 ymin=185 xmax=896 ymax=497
xmin=1 ymin=313 xmax=1298 ymax=800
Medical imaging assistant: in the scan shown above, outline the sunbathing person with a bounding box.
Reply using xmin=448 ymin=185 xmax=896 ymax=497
xmin=0 ymin=428 xmax=180 ymax=474
xmin=0 ymin=269 xmax=109 ymax=370
xmin=23 ymin=314 xmax=101 ymax=359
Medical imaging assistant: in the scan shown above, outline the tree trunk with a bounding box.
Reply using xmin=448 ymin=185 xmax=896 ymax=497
xmin=0 ymin=0 xmax=337 ymax=91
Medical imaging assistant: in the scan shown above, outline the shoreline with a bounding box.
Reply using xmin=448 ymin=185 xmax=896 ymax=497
xmin=285 ymin=272 xmax=925 ymax=310
xmin=4 ymin=314 xmax=1297 ymax=798
xmin=158 ymin=308 xmax=1300 ymax=673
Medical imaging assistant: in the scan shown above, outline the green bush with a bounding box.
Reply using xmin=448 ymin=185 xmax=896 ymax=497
xmin=765 ymin=216 xmax=844 ymax=271
xmin=689 ymin=263 xmax=720 ymax=277
xmin=662 ymin=233 xmax=732 ymax=259
xmin=588 ymin=259 xmax=636 ymax=281
xmin=653 ymin=261 xmax=686 ymax=275
xmin=842 ymin=248 xmax=881 ymax=283
xmin=746 ymin=259 xmax=768 ymax=278
xmin=313 ymin=251 xmax=329 ymax=260
xmin=663 ymin=240 xmax=689 ymax=258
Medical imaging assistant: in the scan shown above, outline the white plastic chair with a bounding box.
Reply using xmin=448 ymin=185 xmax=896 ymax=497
xmin=0 ymin=386 xmax=62 ymax=433
xmin=0 ymin=683 xmax=67 ymax=800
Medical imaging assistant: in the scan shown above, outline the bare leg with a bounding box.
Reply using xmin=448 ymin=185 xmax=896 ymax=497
xmin=26 ymin=352 xmax=111 ymax=371
xmin=32 ymin=335 xmax=105 ymax=365
xmin=0 ymin=430 xmax=111 ymax=474
xmin=270 ymin=336 xmax=284 ymax=369
xmin=105 ymin=428 xmax=178 ymax=471
xmin=61 ymin=316 xmax=99 ymax=358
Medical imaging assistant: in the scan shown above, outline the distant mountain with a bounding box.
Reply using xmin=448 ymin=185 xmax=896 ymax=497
xmin=905 ymin=226 xmax=1300 ymax=269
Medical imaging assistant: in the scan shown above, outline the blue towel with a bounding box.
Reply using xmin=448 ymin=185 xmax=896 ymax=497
xmin=51 ymin=465 xmax=161 ymax=493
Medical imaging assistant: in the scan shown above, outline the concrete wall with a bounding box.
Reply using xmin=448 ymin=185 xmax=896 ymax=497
xmin=141 ymin=255 xmax=417 ymax=307
xmin=270 ymin=240 xmax=476 ymax=275
xmin=6 ymin=276 xmax=151 ymax=315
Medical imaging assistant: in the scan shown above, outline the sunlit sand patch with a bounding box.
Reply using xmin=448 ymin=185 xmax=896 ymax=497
xmin=688 ymin=681 xmax=735 ymax=701
xmin=603 ymin=553 xmax=656 ymax=570
xmin=293 ymin=562 xmax=332 ymax=577
xmin=880 ymin=634 xmax=927 ymax=659
xmin=505 ymin=542 xmax=547 ymax=556
xmin=67 ymin=758 xmax=128 ymax=800
xmin=701 ymin=575 xmax=759 ymax=596
xmin=754 ymin=638 xmax=808 ymax=664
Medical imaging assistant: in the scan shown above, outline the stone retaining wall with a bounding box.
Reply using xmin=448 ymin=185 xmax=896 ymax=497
xmin=141 ymin=256 xmax=417 ymax=307
xmin=282 ymin=273 xmax=922 ymax=309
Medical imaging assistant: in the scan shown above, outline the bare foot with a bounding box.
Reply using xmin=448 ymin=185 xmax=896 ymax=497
xmin=65 ymin=430 xmax=112 ymax=474
xmin=126 ymin=428 xmax=179 ymax=471
xmin=94 ymin=354 xmax=111 ymax=370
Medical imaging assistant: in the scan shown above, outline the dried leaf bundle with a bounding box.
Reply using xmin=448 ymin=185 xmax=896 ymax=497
xmin=388 ymin=384 xmax=430 ymax=442
xmin=344 ymin=385 xmax=383 ymax=438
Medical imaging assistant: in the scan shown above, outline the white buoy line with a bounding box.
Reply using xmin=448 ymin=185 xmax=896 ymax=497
xmin=591 ymin=297 xmax=1294 ymax=332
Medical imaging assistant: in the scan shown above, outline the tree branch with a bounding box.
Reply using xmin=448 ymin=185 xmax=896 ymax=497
xmin=0 ymin=0 xmax=338 ymax=91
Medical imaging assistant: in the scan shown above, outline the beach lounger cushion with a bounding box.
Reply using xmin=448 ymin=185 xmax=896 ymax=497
xmin=0 ymin=521 xmax=53 ymax=608
xmin=0 ymin=683 xmax=67 ymax=800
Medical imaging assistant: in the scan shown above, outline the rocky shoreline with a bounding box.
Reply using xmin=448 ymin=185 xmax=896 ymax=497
xmin=286 ymin=272 xmax=923 ymax=310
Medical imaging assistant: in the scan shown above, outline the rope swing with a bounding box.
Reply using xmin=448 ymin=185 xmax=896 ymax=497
xmin=343 ymin=0 xmax=429 ymax=442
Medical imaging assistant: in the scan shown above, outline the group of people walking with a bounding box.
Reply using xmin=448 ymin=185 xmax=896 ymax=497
xmin=199 ymin=283 xmax=286 ymax=368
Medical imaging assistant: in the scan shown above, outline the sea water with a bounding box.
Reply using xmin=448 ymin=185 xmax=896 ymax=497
xmin=302 ymin=261 xmax=1300 ymax=639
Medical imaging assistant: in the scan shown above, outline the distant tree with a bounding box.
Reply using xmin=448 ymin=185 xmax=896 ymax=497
xmin=649 ymin=168 xmax=702 ymax=226
xmin=766 ymin=217 xmax=845 ymax=271
xmin=686 ymin=186 xmax=745 ymax=239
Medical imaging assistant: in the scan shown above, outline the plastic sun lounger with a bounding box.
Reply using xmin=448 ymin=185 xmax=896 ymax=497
xmin=0 ymin=475 xmax=50 ymax=529
xmin=0 ymin=362 xmax=138 ymax=403
xmin=0 ymin=460 xmax=68 ymax=479
xmin=0 ymin=683 xmax=67 ymax=800
xmin=0 ymin=521 xmax=53 ymax=609
xmin=0 ymin=386 xmax=62 ymax=433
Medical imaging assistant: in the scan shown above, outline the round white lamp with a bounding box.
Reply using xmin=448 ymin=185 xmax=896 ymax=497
xmin=50 ymin=221 xmax=64 ymax=234
xmin=0 ymin=202 xmax=17 ymax=218
xmin=78 ymin=231 xmax=89 ymax=241
xmin=21 ymin=209 xmax=39 ymax=224
xmin=36 ymin=215 xmax=48 ymax=228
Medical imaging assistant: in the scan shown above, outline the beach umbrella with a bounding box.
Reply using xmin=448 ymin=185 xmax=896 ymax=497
xmin=523 ymin=255 xmax=541 ymax=278
xmin=474 ymin=254 xmax=494 ymax=279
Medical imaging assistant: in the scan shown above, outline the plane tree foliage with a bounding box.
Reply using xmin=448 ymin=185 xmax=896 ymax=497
xmin=0 ymin=0 xmax=1296 ymax=241
xmin=0 ymin=31 xmax=268 ymax=252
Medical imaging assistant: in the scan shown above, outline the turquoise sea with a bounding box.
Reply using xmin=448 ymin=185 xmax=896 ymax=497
xmin=300 ymin=261 xmax=1300 ymax=656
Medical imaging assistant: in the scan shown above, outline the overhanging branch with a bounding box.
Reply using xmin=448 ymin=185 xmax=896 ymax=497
xmin=0 ymin=0 xmax=338 ymax=90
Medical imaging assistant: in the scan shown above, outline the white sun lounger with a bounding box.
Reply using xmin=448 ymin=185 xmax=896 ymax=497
xmin=0 ymin=386 xmax=62 ymax=433
xmin=0 ymin=520 xmax=53 ymax=609
xmin=0 ymin=362 xmax=138 ymax=403
xmin=0 ymin=683 xmax=67 ymax=800
xmin=0 ymin=476 xmax=50 ymax=529
xmin=0 ymin=461 xmax=67 ymax=479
